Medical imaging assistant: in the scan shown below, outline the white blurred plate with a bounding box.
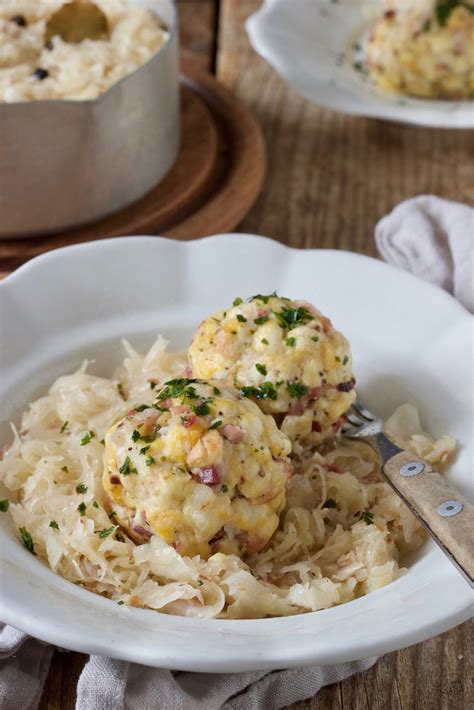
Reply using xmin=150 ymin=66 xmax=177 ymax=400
xmin=0 ymin=234 xmax=472 ymax=670
xmin=246 ymin=0 xmax=474 ymax=128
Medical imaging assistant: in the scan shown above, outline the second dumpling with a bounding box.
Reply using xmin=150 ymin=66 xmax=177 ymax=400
xmin=189 ymin=295 xmax=356 ymax=448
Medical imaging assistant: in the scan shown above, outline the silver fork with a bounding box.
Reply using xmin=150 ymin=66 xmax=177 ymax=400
xmin=342 ymin=399 xmax=474 ymax=587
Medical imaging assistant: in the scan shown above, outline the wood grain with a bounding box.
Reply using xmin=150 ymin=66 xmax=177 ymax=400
xmin=294 ymin=618 xmax=473 ymax=710
xmin=37 ymin=621 xmax=474 ymax=710
xmin=382 ymin=450 xmax=474 ymax=584
xmin=28 ymin=0 xmax=474 ymax=707
xmin=177 ymin=0 xmax=219 ymax=73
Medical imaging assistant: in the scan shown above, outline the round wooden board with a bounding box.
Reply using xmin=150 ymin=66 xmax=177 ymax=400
xmin=0 ymin=63 xmax=266 ymax=271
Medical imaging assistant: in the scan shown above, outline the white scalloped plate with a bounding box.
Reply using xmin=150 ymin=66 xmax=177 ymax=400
xmin=0 ymin=235 xmax=472 ymax=671
xmin=246 ymin=0 xmax=474 ymax=129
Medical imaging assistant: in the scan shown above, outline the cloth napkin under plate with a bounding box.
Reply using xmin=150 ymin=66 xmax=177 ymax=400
xmin=1 ymin=194 xmax=472 ymax=710
xmin=375 ymin=195 xmax=474 ymax=313
xmin=0 ymin=624 xmax=377 ymax=710
xmin=75 ymin=655 xmax=377 ymax=710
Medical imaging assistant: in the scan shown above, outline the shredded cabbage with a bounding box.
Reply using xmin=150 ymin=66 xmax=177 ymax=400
xmin=0 ymin=338 xmax=455 ymax=618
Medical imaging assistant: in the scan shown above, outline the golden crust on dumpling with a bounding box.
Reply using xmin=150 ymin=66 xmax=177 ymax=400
xmin=103 ymin=379 xmax=292 ymax=559
xmin=188 ymin=295 xmax=356 ymax=448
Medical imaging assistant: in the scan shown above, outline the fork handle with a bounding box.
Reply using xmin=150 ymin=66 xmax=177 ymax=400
xmin=376 ymin=434 xmax=474 ymax=587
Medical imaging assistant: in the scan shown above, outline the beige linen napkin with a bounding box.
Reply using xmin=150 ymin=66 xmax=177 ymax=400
xmin=375 ymin=195 xmax=474 ymax=313
xmin=75 ymin=655 xmax=377 ymax=710
xmin=0 ymin=625 xmax=53 ymax=710
xmin=0 ymin=624 xmax=377 ymax=709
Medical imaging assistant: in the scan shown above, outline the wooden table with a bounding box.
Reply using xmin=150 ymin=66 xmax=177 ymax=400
xmin=28 ymin=1 xmax=472 ymax=707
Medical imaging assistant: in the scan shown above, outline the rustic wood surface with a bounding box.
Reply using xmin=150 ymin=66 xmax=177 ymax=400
xmin=18 ymin=0 xmax=472 ymax=707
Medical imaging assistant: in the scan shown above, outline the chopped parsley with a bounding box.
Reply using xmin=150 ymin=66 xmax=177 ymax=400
xmin=436 ymin=1 xmax=474 ymax=27
xmin=60 ymin=421 xmax=69 ymax=434
xmin=61 ymin=465 xmax=69 ymax=473
xmin=197 ymin=579 xmax=204 ymax=586
xmin=213 ymin=386 xmax=221 ymax=395
xmin=277 ymin=306 xmax=313 ymax=330
xmin=255 ymin=363 xmax=267 ymax=376
xmin=286 ymin=382 xmax=309 ymax=399
xmin=156 ymin=380 xmax=217 ymax=420
xmin=139 ymin=445 xmax=151 ymax=455
xmin=285 ymin=337 xmax=296 ymax=347
xmin=77 ymin=502 xmax=87 ymax=516
xmin=117 ymin=383 xmax=125 ymax=398
xmin=117 ymin=600 xmax=125 ymax=605
xmin=240 ymin=382 xmax=278 ymax=401
xmin=343 ymin=355 xmax=349 ymax=365
xmin=119 ymin=456 xmax=137 ymax=476
xmin=360 ymin=511 xmax=374 ymax=525
xmin=254 ymin=315 xmax=269 ymax=325
xmin=233 ymin=297 xmax=243 ymax=306
xmin=236 ymin=314 xmax=247 ymax=323
xmin=191 ymin=400 xmax=211 ymax=416
xmin=261 ymin=338 xmax=269 ymax=345
xmin=323 ymin=498 xmax=337 ymax=509
xmin=131 ymin=429 xmax=141 ymax=442
xmin=335 ymin=356 xmax=341 ymax=363
xmin=221 ymin=484 xmax=229 ymax=493
xmin=249 ymin=293 xmax=277 ymax=304
xmin=49 ymin=520 xmax=59 ymax=530
xmin=93 ymin=501 xmax=99 ymax=509
xmin=80 ymin=430 xmax=95 ymax=446
xmin=209 ymin=420 xmax=222 ymax=430
xmin=19 ymin=527 xmax=36 ymax=555
xmin=311 ymin=336 xmax=319 ymax=342
xmin=145 ymin=456 xmax=155 ymax=467
xmin=157 ymin=378 xmax=199 ymax=401
xmin=75 ymin=483 xmax=88 ymax=494
xmin=97 ymin=526 xmax=115 ymax=539
xmin=0 ymin=499 xmax=9 ymax=512
xmin=135 ymin=404 xmax=151 ymax=412
xmin=150 ymin=381 xmax=157 ymax=390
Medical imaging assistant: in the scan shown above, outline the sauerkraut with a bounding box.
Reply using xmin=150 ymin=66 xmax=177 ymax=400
xmin=0 ymin=0 xmax=169 ymax=103
xmin=0 ymin=336 xmax=455 ymax=619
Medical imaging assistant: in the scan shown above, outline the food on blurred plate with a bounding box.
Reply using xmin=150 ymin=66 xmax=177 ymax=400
xmin=366 ymin=0 xmax=474 ymax=99
xmin=0 ymin=298 xmax=456 ymax=619
xmin=189 ymin=294 xmax=356 ymax=450
xmin=103 ymin=379 xmax=292 ymax=559
xmin=0 ymin=0 xmax=168 ymax=102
